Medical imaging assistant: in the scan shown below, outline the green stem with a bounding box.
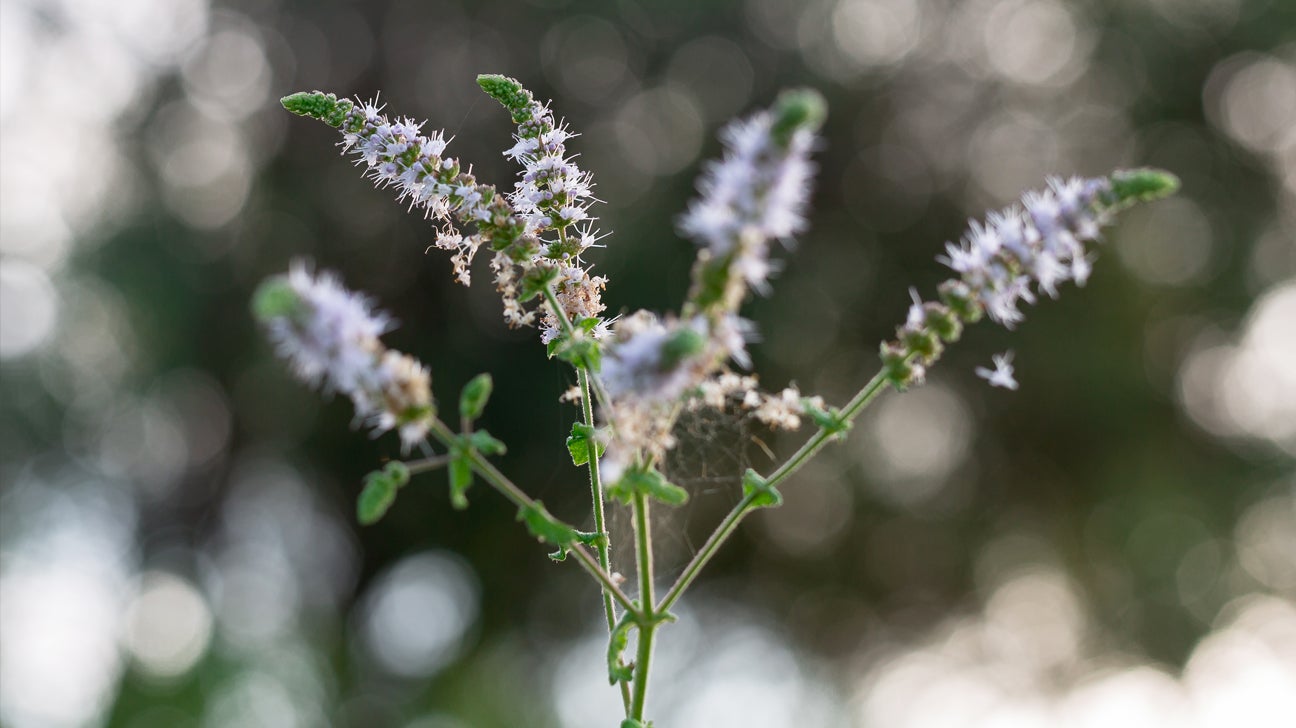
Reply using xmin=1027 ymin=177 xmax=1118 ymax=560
xmin=426 ymin=419 xmax=640 ymax=615
xmin=404 ymin=454 xmax=450 ymax=475
xmin=656 ymin=370 xmax=890 ymax=614
xmin=629 ymin=491 xmax=657 ymax=722
xmin=541 ymin=280 xmax=630 ymax=711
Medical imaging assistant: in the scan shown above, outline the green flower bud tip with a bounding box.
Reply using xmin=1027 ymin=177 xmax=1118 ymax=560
xmin=477 ymin=74 xmax=534 ymax=121
xmin=1107 ymin=168 xmax=1180 ymax=205
xmin=770 ymin=88 xmax=827 ymax=145
xmin=250 ymin=276 xmax=301 ymax=322
xmin=280 ymin=91 xmax=353 ymax=127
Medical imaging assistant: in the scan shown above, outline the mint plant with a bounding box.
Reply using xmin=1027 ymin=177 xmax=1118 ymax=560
xmin=257 ymin=75 xmax=1178 ymax=726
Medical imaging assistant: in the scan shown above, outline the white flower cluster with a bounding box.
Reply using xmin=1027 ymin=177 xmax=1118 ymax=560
xmin=939 ymin=176 xmax=1110 ymax=329
xmin=256 ymin=262 xmax=434 ymax=449
xmin=679 ymin=106 xmax=818 ymax=296
xmin=492 ymin=84 xmax=609 ymax=344
xmin=338 ymin=99 xmax=504 ymax=287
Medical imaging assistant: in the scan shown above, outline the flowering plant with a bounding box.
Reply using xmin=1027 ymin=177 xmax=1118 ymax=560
xmin=256 ymin=75 xmax=1177 ymax=725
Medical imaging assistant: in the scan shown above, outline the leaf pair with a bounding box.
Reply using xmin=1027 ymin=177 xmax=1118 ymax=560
xmin=356 ymin=461 xmax=412 ymax=525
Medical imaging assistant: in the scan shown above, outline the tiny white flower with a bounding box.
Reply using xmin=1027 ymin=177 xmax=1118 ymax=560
xmin=976 ymin=351 xmax=1019 ymax=390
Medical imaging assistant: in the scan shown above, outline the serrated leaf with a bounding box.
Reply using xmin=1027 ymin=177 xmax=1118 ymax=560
xmin=610 ymin=466 xmax=689 ymax=506
xmin=553 ymin=337 xmax=602 ymax=372
xmin=469 ymin=429 xmax=507 ymax=456
xmin=518 ymin=501 xmax=579 ymax=558
xmin=357 ymin=472 xmax=397 ymax=525
xmin=566 ymin=422 xmax=604 ymax=466
xmin=741 ymin=468 xmax=782 ymax=509
xmin=448 ymin=454 xmax=472 ymax=510
xmin=459 ymin=373 xmax=493 ymax=421
xmin=607 ymin=612 xmax=636 ymax=685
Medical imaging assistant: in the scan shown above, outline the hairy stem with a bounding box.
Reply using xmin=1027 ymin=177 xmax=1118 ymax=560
xmin=657 ymin=370 xmax=890 ymax=614
xmin=629 ymin=490 xmax=658 ymax=722
xmin=541 ymin=281 xmax=630 ymax=711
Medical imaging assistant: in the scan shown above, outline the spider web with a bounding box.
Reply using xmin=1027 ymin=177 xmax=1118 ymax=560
xmin=604 ymin=404 xmax=777 ymax=584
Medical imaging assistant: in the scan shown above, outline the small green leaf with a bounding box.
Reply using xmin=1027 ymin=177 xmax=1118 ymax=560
xmin=459 ymin=373 xmax=493 ymax=421
xmin=469 ymin=430 xmax=507 ymax=456
xmin=609 ymin=466 xmax=689 ymax=506
xmin=553 ymin=337 xmax=602 ymax=372
xmin=566 ymin=422 xmax=605 ymax=466
xmin=607 ymin=612 xmax=636 ymax=685
xmin=804 ymin=401 xmax=851 ymax=440
xmin=357 ymin=471 xmax=397 ymax=525
xmin=518 ymin=266 xmax=559 ymax=302
xmin=448 ymin=453 xmax=473 ymax=510
xmin=742 ymin=468 xmax=782 ymax=509
xmin=518 ymin=501 xmax=579 ymax=559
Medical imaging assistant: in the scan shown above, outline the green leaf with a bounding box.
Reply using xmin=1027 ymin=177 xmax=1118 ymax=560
xmin=607 ymin=612 xmax=636 ymax=685
xmin=804 ymin=401 xmax=851 ymax=440
xmin=566 ymin=422 xmax=604 ymax=466
xmin=448 ymin=453 xmax=473 ymax=510
xmin=459 ymin=373 xmax=493 ymax=421
xmin=518 ymin=501 xmax=579 ymax=560
xmin=469 ymin=430 xmax=507 ymax=456
xmin=518 ymin=266 xmax=558 ymax=302
xmin=553 ymin=336 xmax=602 ymax=372
xmin=742 ymin=468 xmax=782 ymax=509
xmin=609 ymin=466 xmax=689 ymax=506
xmin=357 ymin=470 xmax=397 ymax=525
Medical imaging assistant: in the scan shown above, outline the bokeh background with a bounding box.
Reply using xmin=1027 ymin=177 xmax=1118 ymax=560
xmin=1 ymin=0 xmax=1294 ymax=726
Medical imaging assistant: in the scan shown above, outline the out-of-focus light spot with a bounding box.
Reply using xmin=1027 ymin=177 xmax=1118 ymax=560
xmin=1184 ymin=594 xmax=1296 ymax=728
xmin=0 ymin=474 xmax=136 ymax=728
xmin=1177 ymin=281 xmax=1296 ymax=453
xmin=968 ymin=110 xmax=1063 ymax=201
xmin=1145 ymin=0 xmax=1241 ymax=32
xmin=122 ymin=571 xmax=213 ymax=680
xmin=95 ymin=396 xmax=189 ymax=495
xmin=832 ymin=0 xmax=923 ymax=70
xmin=39 ymin=31 xmax=142 ymax=122
xmin=103 ymin=0 xmax=211 ymax=65
xmin=150 ymin=103 xmax=252 ymax=231
xmin=759 ymin=461 xmax=854 ymax=557
xmin=614 ymin=86 xmax=704 ymax=177
xmin=1247 ymin=222 xmax=1296 ymax=290
xmin=744 ymin=0 xmax=808 ymax=51
xmin=983 ymin=568 xmax=1085 ymax=671
xmin=1235 ymin=493 xmax=1296 ymax=592
xmin=183 ymin=26 xmax=271 ymax=120
xmin=542 ymin=16 xmax=630 ymax=104
xmin=665 ymin=36 xmax=754 ymax=122
xmin=0 ymin=259 xmax=58 ymax=359
xmin=982 ymin=0 xmax=1090 ymax=87
xmin=857 ymin=382 xmax=972 ymax=507
xmin=1205 ymin=52 xmax=1296 ymax=156
xmin=202 ymin=671 xmax=302 ymax=728
xmin=555 ymin=603 xmax=844 ymax=727
xmin=1058 ymin=666 xmax=1195 ymax=728
xmin=153 ymin=370 xmax=233 ymax=470
xmin=357 ymin=551 xmax=479 ymax=679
